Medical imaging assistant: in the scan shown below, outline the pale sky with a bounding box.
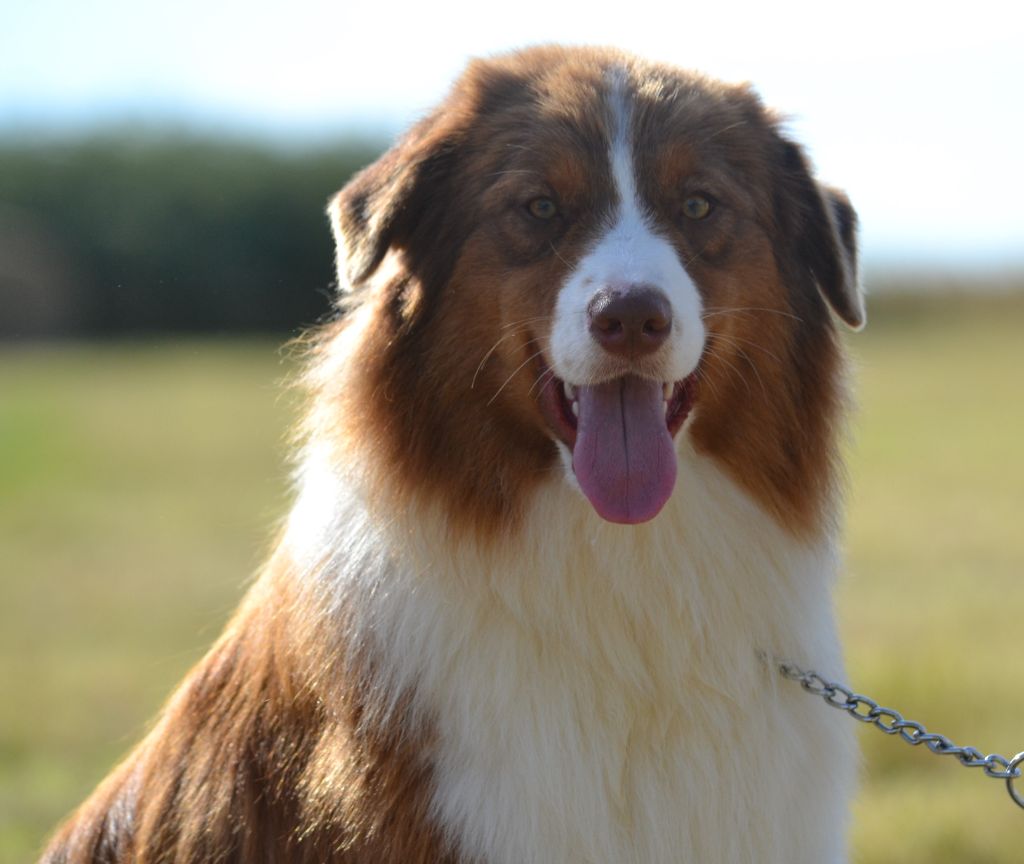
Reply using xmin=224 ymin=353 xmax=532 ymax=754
xmin=3 ymin=0 xmax=1022 ymax=270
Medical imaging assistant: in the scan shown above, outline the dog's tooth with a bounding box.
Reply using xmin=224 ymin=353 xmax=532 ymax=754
xmin=564 ymin=382 xmax=577 ymax=401
xmin=571 ymin=401 xmax=579 ymax=417
xmin=663 ymin=382 xmax=673 ymax=401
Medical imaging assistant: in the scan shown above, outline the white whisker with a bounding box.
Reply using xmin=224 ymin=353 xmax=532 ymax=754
xmin=706 ymin=330 xmax=783 ymax=366
xmin=529 ymin=368 xmax=557 ymax=398
xmin=487 ymin=348 xmax=547 ymax=406
xmin=702 ymin=306 xmax=803 ymax=323
xmin=472 ymin=329 xmax=535 ymax=390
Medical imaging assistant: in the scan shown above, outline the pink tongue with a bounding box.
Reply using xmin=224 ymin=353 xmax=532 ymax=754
xmin=572 ymin=376 xmax=677 ymax=524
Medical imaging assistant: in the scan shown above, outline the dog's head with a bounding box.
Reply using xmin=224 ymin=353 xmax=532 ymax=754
xmin=327 ymin=46 xmax=862 ymax=536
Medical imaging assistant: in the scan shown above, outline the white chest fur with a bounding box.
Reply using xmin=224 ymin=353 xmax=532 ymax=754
xmin=287 ymin=442 xmax=856 ymax=864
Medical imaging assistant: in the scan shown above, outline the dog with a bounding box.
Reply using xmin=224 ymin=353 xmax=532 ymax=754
xmin=42 ymin=45 xmax=865 ymax=863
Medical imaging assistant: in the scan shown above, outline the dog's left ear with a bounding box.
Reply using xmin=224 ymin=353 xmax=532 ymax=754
xmin=777 ymin=141 xmax=866 ymax=331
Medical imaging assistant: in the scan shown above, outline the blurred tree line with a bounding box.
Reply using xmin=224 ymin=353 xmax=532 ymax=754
xmin=0 ymin=132 xmax=384 ymax=338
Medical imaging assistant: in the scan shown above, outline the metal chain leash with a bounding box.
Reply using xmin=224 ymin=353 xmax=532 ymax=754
xmin=771 ymin=657 xmax=1024 ymax=811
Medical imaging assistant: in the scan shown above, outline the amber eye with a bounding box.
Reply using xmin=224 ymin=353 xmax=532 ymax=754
xmin=682 ymin=195 xmax=713 ymax=220
xmin=527 ymin=197 xmax=559 ymax=220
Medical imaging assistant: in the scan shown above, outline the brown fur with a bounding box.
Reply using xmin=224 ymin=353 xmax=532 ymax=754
xmin=42 ymin=551 xmax=457 ymax=863
xmin=42 ymin=45 xmax=859 ymax=863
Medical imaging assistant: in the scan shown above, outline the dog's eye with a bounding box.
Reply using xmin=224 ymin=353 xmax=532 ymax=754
xmin=527 ymin=197 xmax=559 ymax=220
xmin=682 ymin=195 xmax=713 ymax=220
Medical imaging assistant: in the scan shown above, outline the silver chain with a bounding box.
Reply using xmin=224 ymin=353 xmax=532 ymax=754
xmin=771 ymin=657 xmax=1024 ymax=811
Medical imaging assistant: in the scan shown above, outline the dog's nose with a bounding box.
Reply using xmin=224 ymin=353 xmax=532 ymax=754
xmin=587 ymin=286 xmax=673 ymax=358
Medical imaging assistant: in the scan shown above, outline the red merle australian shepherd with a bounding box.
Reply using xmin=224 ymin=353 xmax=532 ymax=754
xmin=43 ymin=45 xmax=865 ymax=864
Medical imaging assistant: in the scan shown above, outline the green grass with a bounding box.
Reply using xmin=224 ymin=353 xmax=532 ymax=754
xmin=2 ymin=294 xmax=1024 ymax=862
xmin=840 ymin=293 xmax=1024 ymax=862
xmin=0 ymin=341 xmax=298 ymax=862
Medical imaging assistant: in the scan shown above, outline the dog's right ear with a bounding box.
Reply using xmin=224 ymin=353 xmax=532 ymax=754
xmin=328 ymin=107 xmax=466 ymax=292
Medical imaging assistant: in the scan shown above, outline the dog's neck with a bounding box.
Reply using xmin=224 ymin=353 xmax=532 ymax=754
xmin=282 ymin=435 xmax=849 ymax=863
xmin=284 ymin=427 xmax=846 ymax=702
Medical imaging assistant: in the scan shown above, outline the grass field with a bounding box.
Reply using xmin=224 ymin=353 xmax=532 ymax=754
xmin=2 ymin=293 xmax=1024 ymax=862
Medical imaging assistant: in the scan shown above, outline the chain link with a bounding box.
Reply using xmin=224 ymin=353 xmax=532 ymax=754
xmin=772 ymin=657 xmax=1024 ymax=811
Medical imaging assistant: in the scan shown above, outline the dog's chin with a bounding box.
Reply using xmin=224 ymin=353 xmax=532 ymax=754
xmin=536 ymin=357 xmax=698 ymax=525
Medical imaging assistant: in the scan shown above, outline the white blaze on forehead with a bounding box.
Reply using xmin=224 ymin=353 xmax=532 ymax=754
xmin=550 ymin=69 xmax=705 ymax=386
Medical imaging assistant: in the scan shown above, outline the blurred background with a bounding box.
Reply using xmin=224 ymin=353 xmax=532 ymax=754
xmin=2 ymin=1 xmax=1022 ymax=861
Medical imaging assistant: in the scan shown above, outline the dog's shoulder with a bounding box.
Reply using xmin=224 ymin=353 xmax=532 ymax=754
xmin=40 ymin=570 xmax=455 ymax=864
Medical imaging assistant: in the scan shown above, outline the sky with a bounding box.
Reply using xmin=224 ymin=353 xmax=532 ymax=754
xmin=2 ymin=0 xmax=1022 ymax=271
